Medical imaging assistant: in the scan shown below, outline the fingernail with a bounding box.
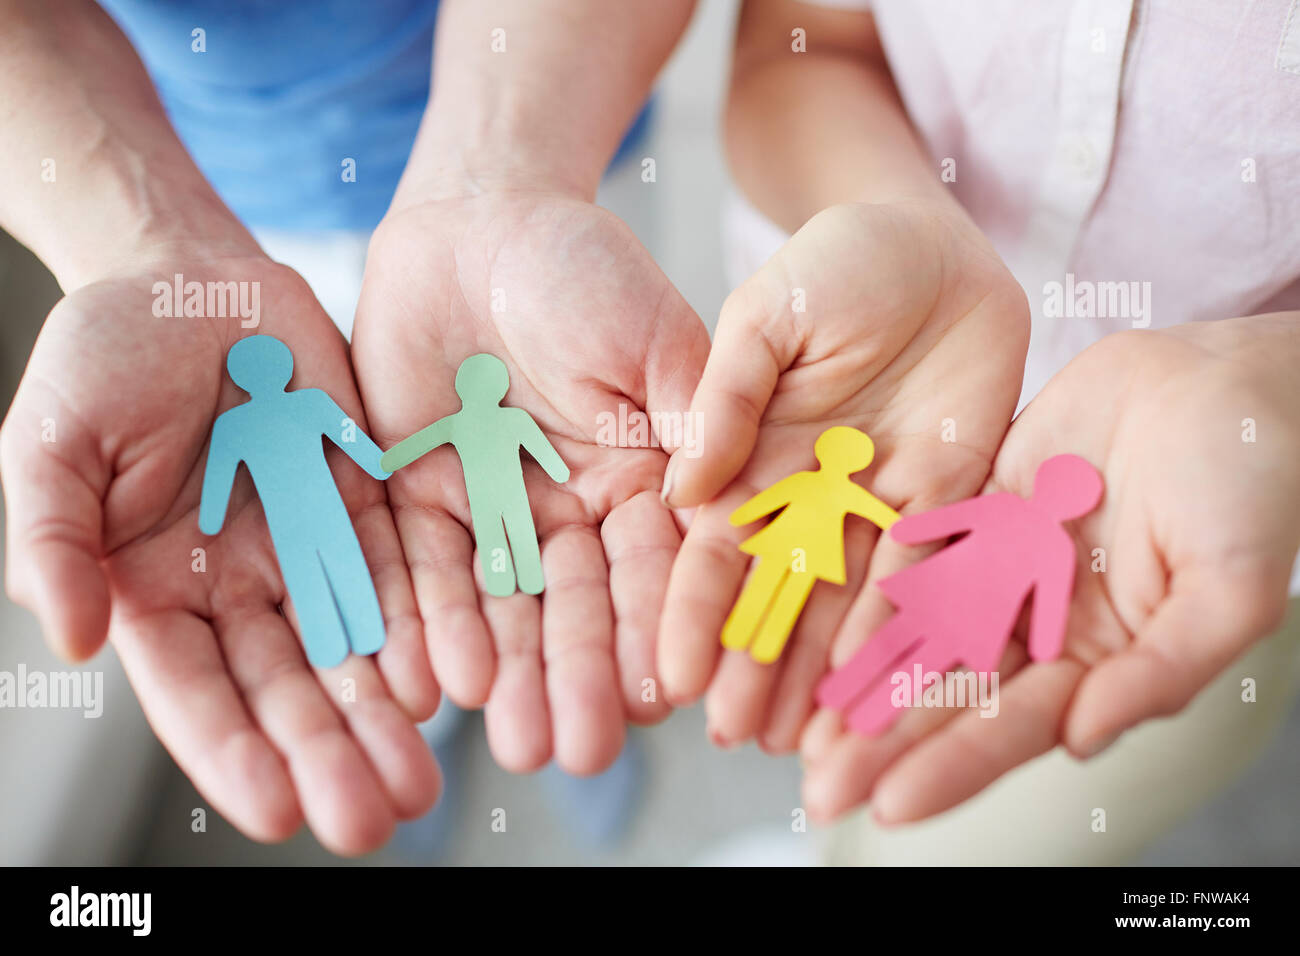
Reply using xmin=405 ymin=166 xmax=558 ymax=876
xmin=870 ymin=802 xmax=897 ymax=827
xmin=708 ymin=725 xmax=735 ymax=750
xmin=1083 ymin=732 xmax=1120 ymax=759
xmin=660 ymin=455 xmax=679 ymax=507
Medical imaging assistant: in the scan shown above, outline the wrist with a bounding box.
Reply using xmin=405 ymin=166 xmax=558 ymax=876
xmin=390 ymin=127 xmax=599 ymax=213
xmin=1156 ymin=313 xmax=1300 ymax=430
xmin=0 ymin=1 xmax=262 ymax=292
xmin=389 ymin=0 xmax=694 ymax=212
xmin=16 ymin=152 xmax=260 ymax=293
xmin=1186 ymin=312 xmax=1300 ymax=384
xmin=390 ymin=109 xmax=603 ymax=213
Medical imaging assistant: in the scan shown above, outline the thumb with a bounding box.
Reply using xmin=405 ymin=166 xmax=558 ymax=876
xmin=1 ymin=403 xmax=111 ymax=662
xmin=641 ymin=292 xmax=711 ymax=453
xmin=662 ymin=282 xmax=799 ymax=508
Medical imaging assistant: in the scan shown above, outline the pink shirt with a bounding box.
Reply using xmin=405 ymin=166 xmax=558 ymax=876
xmin=723 ymin=0 xmax=1300 ymax=588
xmin=727 ymin=0 xmax=1300 ymax=402
xmin=870 ymin=0 xmax=1300 ymax=402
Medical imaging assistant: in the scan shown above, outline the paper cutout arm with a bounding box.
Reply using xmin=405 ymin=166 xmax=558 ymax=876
xmin=518 ymin=412 xmax=570 ymax=483
xmin=307 ymin=390 xmax=389 ymax=480
xmin=198 ymin=416 xmax=240 ymax=535
xmin=1026 ymin=541 xmax=1076 ymax=661
xmin=850 ymin=486 xmax=902 ymax=530
xmin=889 ymin=495 xmax=994 ymax=546
xmin=380 ymin=417 xmax=454 ymax=473
xmin=729 ymin=477 xmax=797 ymax=527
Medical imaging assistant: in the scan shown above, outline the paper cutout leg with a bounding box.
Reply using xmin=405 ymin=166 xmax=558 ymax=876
xmin=472 ymin=509 xmax=516 ymax=598
xmin=845 ymin=637 xmax=960 ymax=736
xmin=199 ymin=335 xmax=392 ymax=668
xmin=750 ymin=572 xmax=816 ymax=664
xmin=721 ymin=560 xmax=786 ymax=652
xmin=722 ymin=427 xmax=899 ymax=664
xmin=278 ymin=545 xmax=350 ymax=668
xmin=721 ymin=559 xmax=816 ymax=663
xmin=381 ymin=354 xmax=570 ymax=597
xmin=320 ymin=534 xmax=386 ymax=656
xmin=817 ymin=614 xmax=922 ymax=713
xmin=502 ymin=497 xmax=546 ymax=595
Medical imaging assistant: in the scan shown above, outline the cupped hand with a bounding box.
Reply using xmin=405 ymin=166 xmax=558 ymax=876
xmin=1 ymin=255 xmax=440 ymax=855
xmin=657 ymin=200 xmax=1030 ymax=751
xmin=351 ymin=191 xmax=710 ymax=775
xmin=801 ymin=317 xmax=1300 ymax=824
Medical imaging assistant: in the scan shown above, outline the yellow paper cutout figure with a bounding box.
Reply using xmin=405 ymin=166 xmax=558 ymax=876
xmin=722 ymin=426 xmax=900 ymax=664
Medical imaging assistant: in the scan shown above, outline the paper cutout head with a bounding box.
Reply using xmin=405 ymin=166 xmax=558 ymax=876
xmin=814 ymin=425 xmax=877 ymax=475
xmin=1031 ymin=452 xmax=1103 ymax=520
xmin=227 ymin=334 xmax=293 ymax=395
xmin=455 ymin=352 xmax=511 ymax=404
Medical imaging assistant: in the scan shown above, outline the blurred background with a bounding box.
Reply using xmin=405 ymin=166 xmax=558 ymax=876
xmin=2 ymin=0 xmax=1297 ymax=865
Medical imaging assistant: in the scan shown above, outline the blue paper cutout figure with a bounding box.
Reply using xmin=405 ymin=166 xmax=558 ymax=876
xmin=199 ymin=335 xmax=389 ymax=668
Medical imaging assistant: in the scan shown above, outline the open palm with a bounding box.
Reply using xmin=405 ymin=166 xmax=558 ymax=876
xmin=801 ymin=319 xmax=1300 ymax=823
xmin=657 ymin=201 xmax=1030 ymax=751
xmin=351 ymin=193 xmax=710 ymax=774
xmin=1 ymin=257 xmax=440 ymax=854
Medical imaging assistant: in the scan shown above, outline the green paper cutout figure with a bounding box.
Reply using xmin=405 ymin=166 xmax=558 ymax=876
xmin=381 ymin=354 xmax=570 ymax=596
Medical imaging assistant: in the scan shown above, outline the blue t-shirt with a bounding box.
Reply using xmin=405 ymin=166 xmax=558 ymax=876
xmin=97 ymin=0 xmax=650 ymax=232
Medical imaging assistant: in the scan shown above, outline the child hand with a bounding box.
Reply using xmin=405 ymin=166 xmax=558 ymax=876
xmin=352 ymin=190 xmax=711 ymax=775
xmin=657 ymin=200 xmax=1029 ymax=749
xmin=0 ymin=256 xmax=440 ymax=855
xmin=801 ymin=317 xmax=1300 ymax=823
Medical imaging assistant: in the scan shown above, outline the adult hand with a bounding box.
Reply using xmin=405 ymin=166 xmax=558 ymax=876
xmin=657 ymin=200 xmax=1030 ymax=751
xmin=352 ymin=189 xmax=710 ymax=774
xmin=801 ymin=317 xmax=1300 ymax=823
xmin=1 ymin=253 xmax=440 ymax=854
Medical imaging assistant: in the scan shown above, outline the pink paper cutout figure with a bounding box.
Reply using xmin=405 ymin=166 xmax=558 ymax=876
xmin=816 ymin=454 xmax=1103 ymax=736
